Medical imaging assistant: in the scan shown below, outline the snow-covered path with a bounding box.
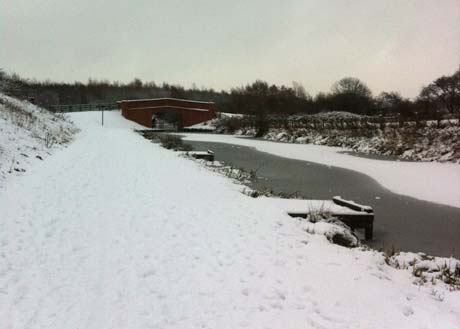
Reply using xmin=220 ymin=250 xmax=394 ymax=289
xmin=1 ymin=112 xmax=459 ymax=329
xmin=181 ymin=133 xmax=460 ymax=208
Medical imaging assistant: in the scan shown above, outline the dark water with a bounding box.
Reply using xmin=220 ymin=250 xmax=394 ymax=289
xmin=187 ymin=141 xmax=460 ymax=258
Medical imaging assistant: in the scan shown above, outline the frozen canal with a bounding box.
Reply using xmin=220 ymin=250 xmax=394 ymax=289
xmin=187 ymin=141 xmax=460 ymax=258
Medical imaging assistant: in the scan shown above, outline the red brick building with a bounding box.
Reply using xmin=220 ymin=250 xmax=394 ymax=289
xmin=118 ymin=98 xmax=216 ymax=129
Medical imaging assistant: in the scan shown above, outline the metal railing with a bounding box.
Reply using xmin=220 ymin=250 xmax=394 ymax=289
xmin=47 ymin=103 xmax=118 ymax=113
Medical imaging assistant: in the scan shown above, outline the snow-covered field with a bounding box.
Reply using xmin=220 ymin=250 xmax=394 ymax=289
xmin=1 ymin=111 xmax=459 ymax=328
xmin=180 ymin=133 xmax=460 ymax=209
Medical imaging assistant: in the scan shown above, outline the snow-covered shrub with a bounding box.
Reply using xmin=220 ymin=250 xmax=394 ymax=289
xmin=304 ymin=217 xmax=360 ymax=248
xmin=241 ymin=186 xmax=263 ymax=198
xmin=311 ymin=111 xmax=365 ymax=120
xmin=217 ymin=116 xmax=246 ymax=134
xmin=198 ymin=163 xmax=256 ymax=184
xmin=301 ymin=205 xmax=359 ymax=248
xmin=388 ymin=252 xmax=460 ymax=290
xmin=148 ymin=133 xmax=193 ymax=151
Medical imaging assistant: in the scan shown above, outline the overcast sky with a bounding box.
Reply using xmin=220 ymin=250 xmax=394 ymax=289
xmin=2 ymin=0 xmax=459 ymax=98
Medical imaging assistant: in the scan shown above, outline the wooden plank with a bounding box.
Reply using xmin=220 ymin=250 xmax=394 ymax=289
xmin=332 ymin=196 xmax=373 ymax=213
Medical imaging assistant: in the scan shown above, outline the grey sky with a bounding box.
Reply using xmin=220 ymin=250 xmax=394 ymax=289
xmin=2 ymin=0 xmax=459 ymax=98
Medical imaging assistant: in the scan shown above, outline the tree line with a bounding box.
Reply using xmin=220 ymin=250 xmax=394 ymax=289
xmin=0 ymin=66 xmax=458 ymax=119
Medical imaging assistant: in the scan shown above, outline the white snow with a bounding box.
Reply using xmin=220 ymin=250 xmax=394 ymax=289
xmin=220 ymin=112 xmax=245 ymax=118
xmin=1 ymin=111 xmax=459 ymax=329
xmin=180 ymin=133 xmax=460 ymax=208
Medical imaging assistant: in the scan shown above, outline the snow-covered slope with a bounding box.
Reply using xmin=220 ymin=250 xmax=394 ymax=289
xmin=0 ymin=111 xmax=459 ymax=328
xmin=0 ymin=93 xmax=77 ymax=188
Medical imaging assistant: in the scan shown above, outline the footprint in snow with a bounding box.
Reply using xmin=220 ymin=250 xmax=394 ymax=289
xmin=141 ymin=269 xmax=156 ymax=278
xmin=270 ymin=302 xmax=283 ymax=310
xmin=406 ymin=293 xmax=416 ymax=301
xmin=402 ymin=305 xmax=414 ymax=316
xmin=302 ymin=285 xmax=313 ymax=294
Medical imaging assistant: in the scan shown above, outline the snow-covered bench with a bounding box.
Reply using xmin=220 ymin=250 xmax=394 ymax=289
xmin=268 ymin=196 xmax=375 ymax=240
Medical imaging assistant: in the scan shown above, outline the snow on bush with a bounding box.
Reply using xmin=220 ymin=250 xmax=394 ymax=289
xmin=388 ymin=252 xmax=460 ymax=290
xmin=304 ymin=218 xmax=360 ymax=248
xmin=258 ymin=126 xmax=460 ymax=163
xmin=185 ymin=157 xmax=256 ymax=185
xmin=0 ymin=93 xmax=78 ymax=187
xmin=293 ymin=111 xmax=366 ymax=121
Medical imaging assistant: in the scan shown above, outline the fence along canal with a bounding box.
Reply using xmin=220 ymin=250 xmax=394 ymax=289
xmin=47 ymin=103 xmax=118 ymax=113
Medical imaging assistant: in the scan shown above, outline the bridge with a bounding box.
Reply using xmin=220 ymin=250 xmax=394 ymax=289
xmin=47 ymin=103 xmax=118 ymax=113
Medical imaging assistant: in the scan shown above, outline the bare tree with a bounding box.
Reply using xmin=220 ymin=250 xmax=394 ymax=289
xmin=329 ymin=77 xmax=374 ymax=114
xmin=331 ymin=77 xmax=372 ymax=98
xmin=419 ymin=66 xmax=460 ymax=115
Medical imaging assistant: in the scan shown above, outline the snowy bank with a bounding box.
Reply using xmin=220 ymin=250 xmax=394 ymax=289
xmin=0 ymin=93 xmax=77 ymax=189
xmin=180 ymin=133 xmax=460 ymax=208
xmin=215 ymin=111 xmax=460 ymax=163
xmin=261 ymin=126 xmax=460 ymax=163
xmin=1 ymin=111 xmax=459 ymax=329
